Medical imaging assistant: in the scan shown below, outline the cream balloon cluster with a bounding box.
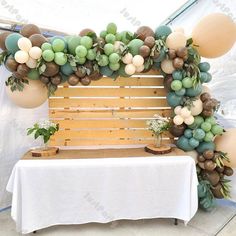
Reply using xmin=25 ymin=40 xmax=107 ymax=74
xmin=14 ymin=37 xmax=42 ymax=68
xmin=122 ymin=53 xmax=144 ymax=75
xmin=173 ymin=106 xmax=194 ymax=126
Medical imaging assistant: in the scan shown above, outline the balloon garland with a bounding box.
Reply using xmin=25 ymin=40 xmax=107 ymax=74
xmin=0 ymin=13 xmax=236 ymax=210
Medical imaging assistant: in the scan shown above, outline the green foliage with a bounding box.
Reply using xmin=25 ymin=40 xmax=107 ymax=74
xmin=5 ymin=76 xmax=29 ymax=92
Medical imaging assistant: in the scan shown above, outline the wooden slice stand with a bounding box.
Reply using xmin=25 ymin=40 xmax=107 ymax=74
xmin=31 ymin=147 xmax=59 ymax=157
xmin=145 ymin=144 xmax=172 ymax=155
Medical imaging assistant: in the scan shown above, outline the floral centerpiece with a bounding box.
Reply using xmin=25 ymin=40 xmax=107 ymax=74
xmin=27 ymin=120 xmax=59 ymax=150
xmin=146 ymin=115 xmax=170 ymax=148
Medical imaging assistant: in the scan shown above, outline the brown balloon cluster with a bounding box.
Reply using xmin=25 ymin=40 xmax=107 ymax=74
xmin=197 ymin=150 xmax=233 ymax=198
xmin=168 ymin=46 xmax=188 ymax=69
xmin=200 ymin=92 xmax=219 ymax=117
xmin=136 ymin=26 xmax=155 ymax=61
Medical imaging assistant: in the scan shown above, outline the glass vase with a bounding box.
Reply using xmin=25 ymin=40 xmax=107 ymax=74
xmin=40 ymin=136 xmax=49 ymax=150
xmin=154 ymin=133 xmax=162 ymax=148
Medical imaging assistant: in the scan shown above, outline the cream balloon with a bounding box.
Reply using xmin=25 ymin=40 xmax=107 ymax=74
xmin=6 ymin=79 xmax=48 ymax=108
xmin=122 ymin=53 xmax=133 ymax=64
xmin=190 ymin=99 xmax=203 ymax=116
xmin=174 ymin=106 xmax=182 ymax=115
xmin=113 ymin=41 xmax=121 ymax=51
xmin=135 ymin=64 xmax=144 ymax=73
xmin=215 ymin=128 xmax=236 ymax=168
xmin=180 ymin=107 xmax=191 ymax=118
xmin=14 ymin=50 xmax=29 ymax=63
xmin=173 ymin=115 xmax=184 ymax=125
xmin=192 ymin=13 xmax=236 ymax=58
xmin=132 ymin=55 xmax=144 ymax=67
xmin=184 ymin=116 xmax=194 ymax=125
xmin=26 ymin=57 xmax=37 ymax=68
xmin=202 ymin=85 xmax=211 ymax=94
xmin=17 ymin=37 xmax=32 ymax=52
xmin=29 ymin=46 xmax=42 ymax=59
xmin=161 ymin=59 xmax=175 ymax=74
xmin=125 ymin=64 xmax=136 ymax=75
xmin=166 ymin=32 xmax=187 ymax=50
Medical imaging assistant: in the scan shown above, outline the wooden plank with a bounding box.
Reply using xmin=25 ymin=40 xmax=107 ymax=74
xmin=50 ymin=138 xmax=171 ymax=146
xmin=53 ymin=130 xmax=172 ymax=139
xmin=60 ymin=77 xmax=164 ymax=87
xmin=52 ymin=87 xmax=166 ymax=97
xmin=54 ymin=119 xmax=148 ymax=128
xmin=49 ymin=98 xmax=169 ymax=108
xmin=49 ymin=109 xmax=172 ymax=119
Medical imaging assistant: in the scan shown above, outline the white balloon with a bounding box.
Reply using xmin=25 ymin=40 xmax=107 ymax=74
xmin=26 ymin=57 xmax=37 ymax=69
xmin=17 ymin=37 xmax=32 ymax=52
xmin=14 ymin=50 xmax=29 ymax=63
xmin=125 ymin=64 xmax=136 ymax=75
xmin=173 ymin=115 xmax=184 ymax=125
xmin=122 ymin=53 xmax=133 ymax=64
xmin=135 ymin=64 xmax=144 ymax=73
xmin=184 ymin=116 xmax=194 ymax=125
xmin=113 ymin=41 xmax=121 ymax=51
xmin=180 ymin=107 xmax=191 ymax=118
xmin=190 ymin=99 xmax=203 ymax=116
xmin=29 ymin=46 xmax=42 ymax=60
xmin=174 ymin=106 xmax=182 ymax=115
xmin=132 ymin=55 xmax=144 ymax=67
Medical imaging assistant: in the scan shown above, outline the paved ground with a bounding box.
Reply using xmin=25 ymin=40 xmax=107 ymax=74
xmin=0 ymin=200 xmax=236 ymax=236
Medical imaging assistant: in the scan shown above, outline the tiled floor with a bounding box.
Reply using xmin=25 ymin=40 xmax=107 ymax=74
xmin=0 ymin=201 xmax=236 ymax=236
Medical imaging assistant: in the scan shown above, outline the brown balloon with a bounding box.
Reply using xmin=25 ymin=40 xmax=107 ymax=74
xmin=176 ymin=47 xmax=188 ymax=58
xmin=173 ymin=57 xmax=184 ymax=69
xmin=136 ymin=26 xmax=154 ymax=41
xmin=204 ymin=160 xmax=216 ymax=171
xmin=40 ymin=75 xmax=50 ymax=84
xmin=17 ymin=64 xmax=30 ymax=77
xmin=168 ymin=49 xmax=176 ymax=59
xmin=5 ymin=56 xmax=19 ymax=72
xmin=79 ymin=28 xmax=95 ymax=37
xmin=51 ymin=74 xmax=62 ymax=85
xmin=20 ymin=24 xmax=41 ymax=38
xmin=223 ymin=166 xmax=233 ymax=176
xmin=0 ymin=32 xmax=11 ymax=50
xmin=80 ymin=76 xmax=91 ymax=86
xmin=29 ymin=34 xmax=47 ymax=47
xmin=144 ymin=36 xmax=155 ymax=48
xmin=68 ymin=74 xmax=80 ymax=86
xmin=43 ymin=62 xmax=59 ymax=77
xmin=139 ymin=45 xmax=151 ymax=58
xmin=201 ymin=170 xmax=220 ymax=186
xmin=203 ymin=150 xmax=214 ymax=159
xmin=211 ymin=184 xmax=224 ymax=199
xmin=200 ymin=92 xmax=211 ymax=102
xmin=169 ymin=123 xmax=186 ymax=137
xmin=202 ymin=109 xmax=213 ymax=117
xmin=75 ymin=66 xmax=87 ymax=78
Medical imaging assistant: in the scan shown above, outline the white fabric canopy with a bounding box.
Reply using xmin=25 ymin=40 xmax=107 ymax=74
xmin=6 ymin=156 xmax=198 ymax=234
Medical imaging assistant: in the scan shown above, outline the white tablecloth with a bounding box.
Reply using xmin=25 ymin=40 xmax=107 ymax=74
xmin=6 ymin=156 xmax=198 ymax=234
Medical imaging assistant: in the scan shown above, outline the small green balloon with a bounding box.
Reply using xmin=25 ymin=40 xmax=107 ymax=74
xmin=128 ymin=39 xmax=144 ymax=56
xmin=68 ymin=36 xmax=81 ymax=55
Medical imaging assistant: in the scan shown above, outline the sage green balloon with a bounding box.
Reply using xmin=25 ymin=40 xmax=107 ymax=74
xmin=128 ymin=39 xmax=144 ymax=56
xmin=5 ymin=33 xmax=22 ymax=54
xmin=68 ymin=36 xmax=81 ymax=55
xmin=27 ymin=69 xmax=40 ymax=80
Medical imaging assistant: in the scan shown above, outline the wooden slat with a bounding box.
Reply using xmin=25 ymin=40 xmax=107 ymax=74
xmin=50 ymin=138 xmax=171 ymax=146
xmin=54 ymin=119 xmax=147 ymax=128
xmin=52 ymin=87 xmax=166 ymax=97
xmin=49 ymin=109 xmax=172 ymax=119
xmin=61 ymin=77 xmax=164 ymax=87
xmin=49 ymin=98 xmax=169 ymax=108
xmin=53 ymin=130 xmax=172 ymax=139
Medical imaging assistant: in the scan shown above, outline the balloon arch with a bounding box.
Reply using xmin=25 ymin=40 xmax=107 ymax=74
xmin=0 ymin=13 xmax=236 ymax=209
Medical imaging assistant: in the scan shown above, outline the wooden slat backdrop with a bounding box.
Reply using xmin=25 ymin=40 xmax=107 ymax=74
xmin=49 ymin=71 xmax=173 ymax=146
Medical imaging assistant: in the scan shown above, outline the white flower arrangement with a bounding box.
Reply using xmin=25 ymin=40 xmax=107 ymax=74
xmin=146 ymin=115 xmax=170 ymax=135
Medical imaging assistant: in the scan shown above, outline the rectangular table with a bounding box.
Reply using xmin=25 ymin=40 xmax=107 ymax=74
xmin=6 ymin=149 xmax=198 ymax=234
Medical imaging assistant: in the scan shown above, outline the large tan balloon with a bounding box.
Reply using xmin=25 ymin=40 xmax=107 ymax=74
xmin=192 ymin=13 xmax=236 ymax=58
xmin=161 ymin=59 xmax=175 ymax=74
xmin=215 ymin=128 xmax=236 ymax=168
xmin=6 ymin=79 xmax=48 ymax=108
